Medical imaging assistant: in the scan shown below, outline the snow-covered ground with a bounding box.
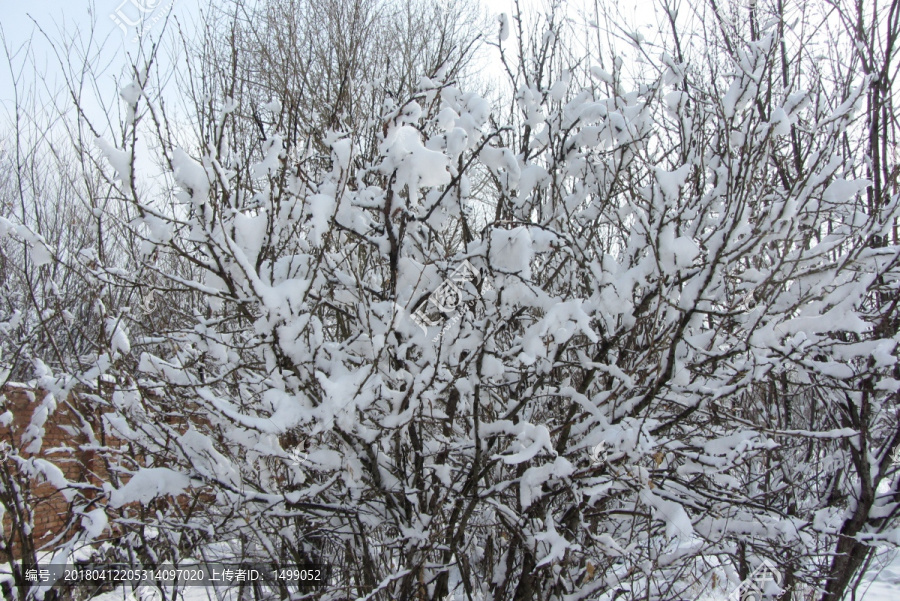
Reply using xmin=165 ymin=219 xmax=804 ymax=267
xmin=854 ymin=547 xmax=900 ymax=601
xmin=89 ymin=586 xmax=236 ymax=601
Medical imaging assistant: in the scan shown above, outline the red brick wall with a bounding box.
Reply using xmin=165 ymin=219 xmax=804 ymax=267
xmin=0 ymin=385 xmax=116 ymax=558
xmin=0 ymin=383 xmax=236 ymax=566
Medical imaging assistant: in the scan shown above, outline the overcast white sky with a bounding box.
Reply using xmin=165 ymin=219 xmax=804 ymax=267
xmin=1 ymin=0 xmax=199 ymax=127
xmin=0 ymin=0 xmax=662 ymax=97
xmin=0 ymin=0 xmax=666 ymax=148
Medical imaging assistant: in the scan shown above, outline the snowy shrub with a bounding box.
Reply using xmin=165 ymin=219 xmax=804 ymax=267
xmin=2 ymin=0 xmax=900 ymax=600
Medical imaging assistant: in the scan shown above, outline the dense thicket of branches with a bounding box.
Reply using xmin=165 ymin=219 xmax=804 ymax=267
xmin=2 ymin=0 xmax=900 ymax=599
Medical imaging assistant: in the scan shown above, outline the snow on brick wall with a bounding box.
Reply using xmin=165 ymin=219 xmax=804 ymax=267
xmin=0 ymin=385 xmax=117 ymax=559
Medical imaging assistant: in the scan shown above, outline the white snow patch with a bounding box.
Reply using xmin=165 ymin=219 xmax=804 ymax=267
xmin=590 ymin=66 xmax=614 ymax=84
xmin=489 ymin=227 xmax=532 ymax=276
xmin=654 ymin=164 xmax=691 ymax=199
xmin=109 ymin=468 xmax=191 ymax=507
xmin=823 ymin=178 xmax=871 ymax=203
xmin=95 ymin=137 xmax=131 ymax=186
xmin=172 ymin=148 xmax=210 ymax=201
xmin=81 ymin=508 xmax=108 ymax=541
xmin=380 ymin=125 xmax=451 ymax=201
xmin=498 ymin=13 xmax=510 ymax=41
